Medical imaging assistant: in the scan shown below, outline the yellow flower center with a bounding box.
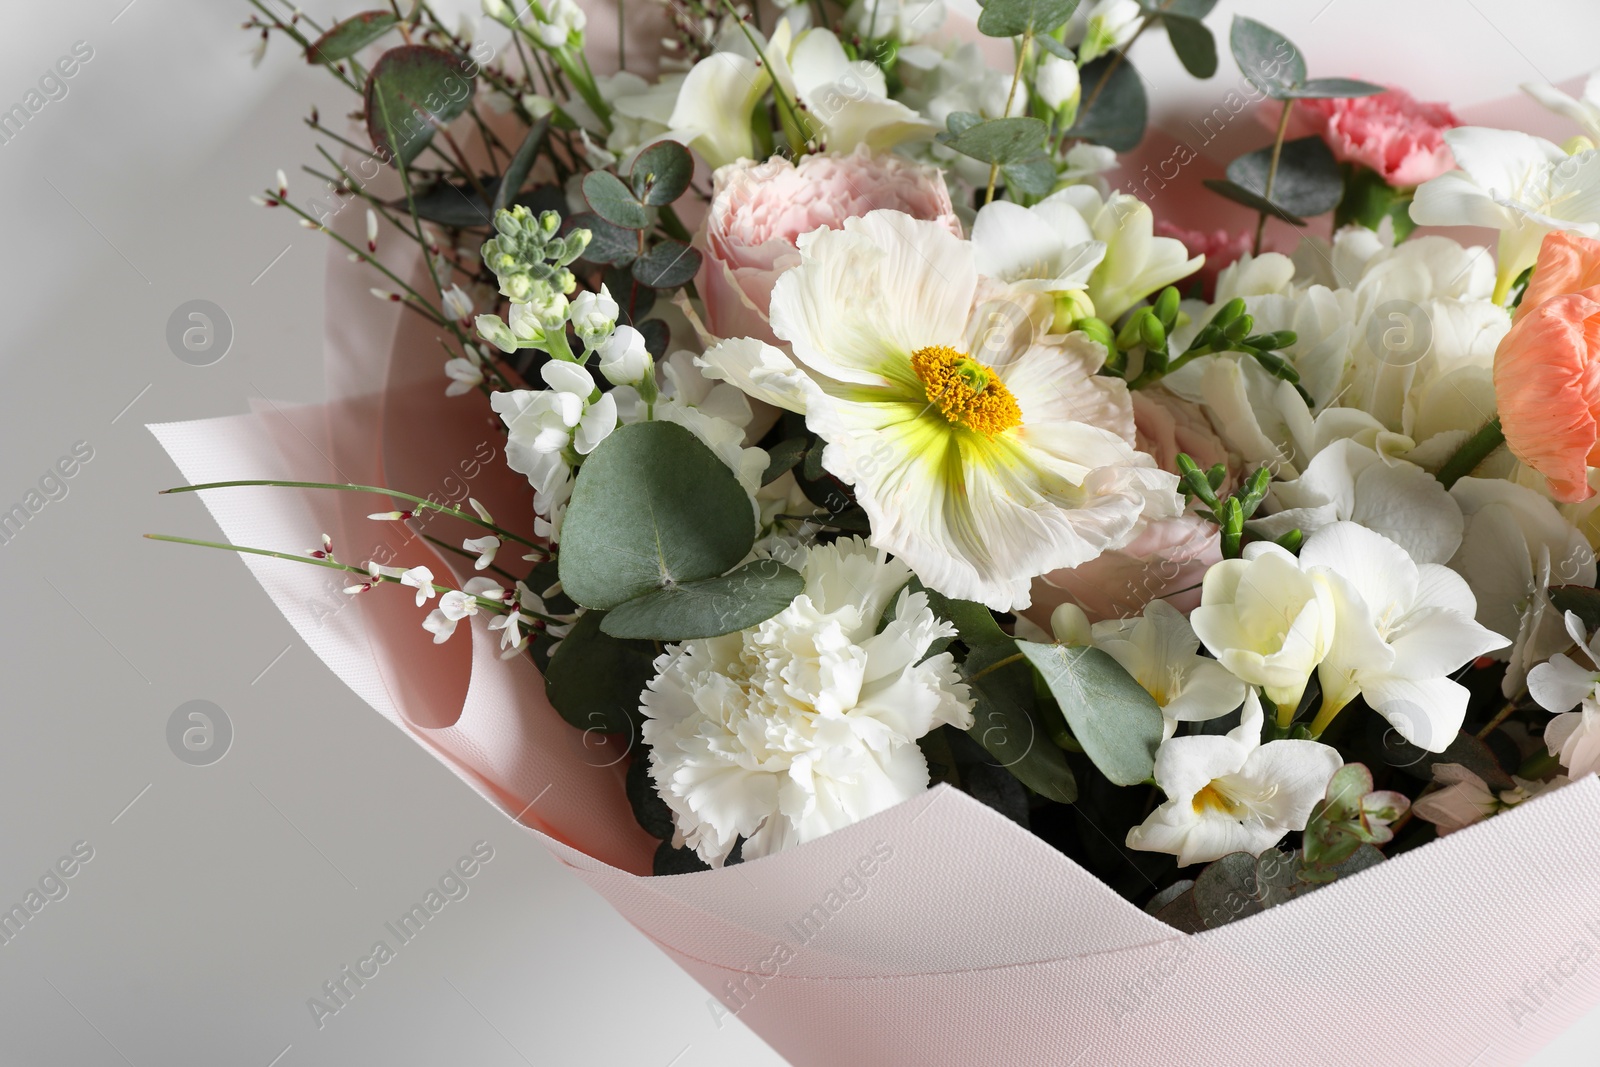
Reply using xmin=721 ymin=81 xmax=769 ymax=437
xmin=910 ymin=345 xmax=1022 ymax=437
xmin=1192 ymin=783 xmax=1240 ymax=817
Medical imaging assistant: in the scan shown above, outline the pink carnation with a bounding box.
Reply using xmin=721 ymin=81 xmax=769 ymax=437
xmin=1154 ymin=222 xmax=1251 ymax=302
xmin=1271 ymin=88 xmax=1460 ymax=188
xmin=694 ymin=146 xmax=961 ymax=343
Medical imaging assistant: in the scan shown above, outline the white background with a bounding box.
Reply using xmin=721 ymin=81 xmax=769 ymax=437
xmin=1 ymin=1 xmax=1597 ymax=1064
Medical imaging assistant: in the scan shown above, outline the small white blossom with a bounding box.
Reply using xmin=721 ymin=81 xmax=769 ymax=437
xmin=595 ymin=324 xmax=651 ymax=386
xmin=399 ymin=566 xmax=437 ymax=607
xmin=442 ymin=284 xmax=474 ymax=322
xmin=569 ymin=284 xmax=619 ymax=348
xmin=444 ymin=357 xmax=483 ymax=397
xmin=463 ymin=534 xmax=501 ymax=570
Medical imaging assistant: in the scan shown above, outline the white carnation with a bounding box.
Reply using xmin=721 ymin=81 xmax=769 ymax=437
xmin=641 ymin=537 xmax=975 ymax=867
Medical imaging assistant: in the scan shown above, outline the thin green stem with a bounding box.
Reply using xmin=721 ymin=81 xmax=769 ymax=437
xmin=967 ymin=651 xmax=1025 ymax=682
xmin=160 ymin=480 xmax=546 ymax=551
xmin=1437 ymin=417 xmax=1505 ymax=489
xmin=986 ymin=30 xmax=1032 ymax=205
xmin=1254 ymin=98 xmax=1295 ymax=255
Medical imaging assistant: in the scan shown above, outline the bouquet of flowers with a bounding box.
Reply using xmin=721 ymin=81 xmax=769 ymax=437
xmin=152 ymin=0 xmax=1600 ymax=1060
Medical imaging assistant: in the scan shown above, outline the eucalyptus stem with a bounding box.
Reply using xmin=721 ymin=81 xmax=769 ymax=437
xmin=1254 ymin=98 xmax=1295 ymax=255
xmin=967 ymin=651 xmax=1025 ymax=682
xmin=160 ymin=480 xmax=546 ymax=552
xmin=986 ymin=30 xmax=1032 ymax=205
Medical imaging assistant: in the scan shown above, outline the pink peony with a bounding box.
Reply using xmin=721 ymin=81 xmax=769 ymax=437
xmin=694 ymin=146 xmax=961 ymax=343
xmin=1154 ymin=221 xmax=1251 ymax=301
xmin=1270 ymin=88 xmax=1460 ymax=188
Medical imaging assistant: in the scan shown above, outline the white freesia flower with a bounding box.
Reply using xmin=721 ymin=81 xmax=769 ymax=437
xmin=1530 ymin=611 xmax=1600 ymax=779
xmin=770 ymin=22 xmax=937 ymax=155
xmin=1047 ymin=187 xmax=1203 ymax=322
xmin=699 ymin=210 xmax=1182 ymax=611
xmin=1126 ymin=692 xmax=1342 ymax=866
xmin=667 ymin=51 xmax=771 ymax=169
xmin=1080 ymin=600 xmax=1249 ymax=740
xmin=1410 ymin=128 xmax=1600 ymax=301
xmin=1523 ymin=72 xmax=1600 ymax=146
xmin=642 ymin=537 xmax=975 ymax=866
xmin=1190 ymin=542 xmax=1336 ymax=712
xmin=1449 ymin=478 xmax=1596 ymax=695
xmin=531 ymin=0 xmax=585 ymax=48
xmin=1250 ymin=440 xmax=1464 ymax=564
xmin=969 ymin=196 xmax=1106 ymax=296
xmin=1301 ymin=522 xmax=1508 ymax=751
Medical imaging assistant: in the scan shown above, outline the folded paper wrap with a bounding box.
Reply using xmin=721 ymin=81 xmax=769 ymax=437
xmin=150 ymin=87 xmax=1600 ymax=1067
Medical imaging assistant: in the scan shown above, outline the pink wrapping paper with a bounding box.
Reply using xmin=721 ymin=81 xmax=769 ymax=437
xmin=148 ymin=27 xmax=1600 ymax=1062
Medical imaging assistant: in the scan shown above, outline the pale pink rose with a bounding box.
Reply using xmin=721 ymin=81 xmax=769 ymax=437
xmin=1132 ymin=388 xmax=1240 ymax=496
xmin=1154 ymin=222 xmax=1251 ymax=302
xmin=694 ymin=146 xmax=961 ymax=343
xmin=1268 ymin=88 xmax=1460 ymax=188
xmin=1025 ymin=513 xmax=1222 ymax=625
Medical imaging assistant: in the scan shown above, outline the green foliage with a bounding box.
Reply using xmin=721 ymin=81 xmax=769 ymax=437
xmin=1549 ymin=585 xmax=1600 ymax=633
xmin=1301 ymin=763 xmax=1409 ymax=874
xmin=1227 ymin=136 xmax=1344 ymax=217
xmin=365 ymin=45 xmax=477 ymax=167
xmin=629 ymin=140 xmax=694 ymax=206
xmin=962 ymin=643 xmax=1079 ymax=803
xmin=1066 ymin=55 xmax=1149 ymax=151
xmin=631 ymin=239 xmax=702 ymax=289
xmin=1229 ymin=16 xmax=1304 ymax=99
xmin=599 ymin=560 xmax=805 ymax=641
xmin=975 ymin=0 xmax=1082 ymax=38
xmin=543 ymin=610 xmax=655 ymax=735
xmin=558 ymin=421 xmax=755 ymax=611
xmin=492 ymin=115 xmax=552 ymax=214
xmin=307 ymin=11 xmax=400 ymax=64
xmin=1163 ymin=16 xmax=1217 ymax=79
xmin=937 ymin=115 xmax=1051 ymax=165
xmin=1201 ymin=178 xmax=1308 ymax=226
xmin=582 ymin=170 xmax=650 ymax=229
xmin=1017 ymin=641 xmax=1164 ymax=786
xmin=1335 ymin=165 xmax=1418 ymax=240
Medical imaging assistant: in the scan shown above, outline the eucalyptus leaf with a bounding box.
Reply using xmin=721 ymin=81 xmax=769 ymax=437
xmin=543 ymin=610 xmax=655 ymax=735
xmin=915 ymin=581 xmax=1010 ymax=648
xmin=653 ymin=840 xmax=712 ymax=875
xmin=761 ymin=436 xmax=809 ymax=485
xmin=1550 ymin=585 xmax=1600 ymax=632
xmin=944 ymin=111 xmax=983 ymax=137
xmin=1202 ymin=177 xmax=1308 ymax=226
xmin=975 ymin=0 xmax=1081 ymax=37
xmin=1143 ymin=0 xmax=1217 ymax=16
xmin=962 ymin=643 xmax=1078 ymax=804
xmin=1065 ymin=55 xmax=1148 ymax=151
xmin=632 ymin=239 xmax=702 ymax=289
xmin=1191 ymin=852 xmax=1264 ymax=929
xmin=1002 ymin=156 xmax=1058 ymax=198
xmin=402 ymin=180 xmax=493 ymax=227
xmin=1226 ymin=136 xmax=1343 ymax=217
xmin=1229 ymin=16 xmax=1304 ymax=99
xmin=599 ymin=560 xmax=804 ymax=641
xmin=629 ymin=140 xmax=694 ymax=206
xmin=1285 ymin=76 xmax=1387 ymax=99
xmin=493 ymin=114 xmax=551 ymax=213
xmin=559 ymin=421 xmax=754 ymax=609
xmin=1164 ymin=15 xmax=1217 ymax=79
xmin=572 ymin=212 xmax=638 ymax=266
xmin=1035 ymin=34 xmax=1074 ymax=60
xmin=582 ymin=170 xmax=650 ymax=229
xmin=365 ymin=45 xmax=477 ymax=167
xmin=308 ymin=11 xmax=400 ymax=64
xmin=635 ymin=317 xmax=670 ymax=358
xmin=937 ymin=116 xmax=1050 ymax=165
xmin=1017 ymin=641 xmax=1164 ymax=786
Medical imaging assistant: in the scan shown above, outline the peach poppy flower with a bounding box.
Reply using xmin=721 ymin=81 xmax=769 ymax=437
xmin=1494 ymin=231 xmax=1600 ymax=502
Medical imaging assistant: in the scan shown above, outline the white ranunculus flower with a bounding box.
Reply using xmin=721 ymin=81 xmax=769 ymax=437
xmin=1125 ymin=692 xmax=1342 ymax=866
xmin=1300 ymin=522 xmax=1508 ymax=751
xmin=1410 ymin=128 xmax=1600 ymax=301
xmin=1250 ymin=440 xmax=1464 ymax=565
xmin=1450 ymin=477 xmax=1597 ymax=695
xmin=1190 ymin=541 xmax=1337 ymax=713
xmin=642 ymin=537 xmax=975 ymax=866
xmin=1080 ymin=600 xmax=1249 ymax=740
xmin=699 ymin=210 xmax=1182 ymax=611
xmin=1047 ymin=186 xmax=1203 ymax=323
